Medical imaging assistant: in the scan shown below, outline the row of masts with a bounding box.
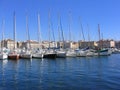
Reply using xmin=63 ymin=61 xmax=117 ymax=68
xmin=1 ymin=12 xmax=103 ymax=47
xmin=0 ymin=11 xmax=106 ymax=60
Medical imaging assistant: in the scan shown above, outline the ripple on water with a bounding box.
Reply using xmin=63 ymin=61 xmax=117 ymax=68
xmin=0 ymin=54 xmax=120 ymax=90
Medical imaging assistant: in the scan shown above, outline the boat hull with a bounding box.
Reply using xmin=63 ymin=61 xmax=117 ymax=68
xmin=94 ymin=49 xmax=111 ymax=56
xmin=8 ymin=54 xmax=19 ymax=60
xmin=43 ymin=54 xmax=56 ymax=59
xmin=57 ymin=53 xmax=66 ymax=58
xmin=20 ymin=54 xmax=32 ymax=59
xmin=66 ymin=51 xmax=76 ymax=57
xmin=0 ymin=54 xmax=8 ymax=60
xmin=32 ymin=53 xmax=44 ymax=59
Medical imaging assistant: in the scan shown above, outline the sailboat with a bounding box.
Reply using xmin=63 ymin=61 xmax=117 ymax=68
xmin=76 ymin=17 xmax=88 ymax=57
xmin=94 ymin=24 xmax=111 ymax=56
xmin=20 ymin=14 xmax=32 ymax=59
xmin=43 ymin=11 xmax=56 ymax=59
xmin=8 ymin=12 xmax=19 ymax=60
xmin=0 ymin=19 xmax=8 ymax=60
xmin=32 ymin=13 xmax=44 ymax=59
xmin=66 ymin=12 xmax=76 ymax=57
xmin=56 ymin=13 xmax=66 ymax=58
xmin=85 ymin=24 xmax=94 ymax=57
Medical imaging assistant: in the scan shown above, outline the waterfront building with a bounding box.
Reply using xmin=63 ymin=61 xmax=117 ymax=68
xmin=42 ymin=41 xmax=57 ymax=49
xmin=70 ymin=42 xmax=79 ymax=49
xmin=57 ymin=41 xmax=64 ymax=48
xmin=78 ymin=41 xmax=98 ymax=49
xmin=2 ymin=39 xmax=17 ymax=49
xmin=58 ymin=41 xmax=79 ymax=49
xmin=98 ymin=39 xmax=115 ymax=48
xmin=115 ymin=41 xmax=120 ymax=48
xmin=17 ymin=41 xmax=23 ymax=49
xmin=22 ymin=40 xmax=40 ymax=49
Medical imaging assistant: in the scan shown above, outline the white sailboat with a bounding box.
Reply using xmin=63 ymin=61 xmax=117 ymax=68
xmin=76 ymin=17 xmax=88 ymax=57
xmin=0 ymin=52 xmax=8 ymax=60
xmin=20 ymin=48 xmax=32 ymax=59
xmin=94 ymin=48 xmax=111 ymax=56
xmin=20 ymin=14 xmax=32 ymax=59
xmin=32 ymin=13 xmax=44 ymax=59
xmin=8 ymin=12 xmax=19 ymax=60
xmin=66 ymin=49 xmax=76 ymax=57
xmin=94 ymin=24 xmax=111 ymax=56
xmin=66 ymin=12 xmax=76 ymax=57
xmin=0 ymin=19 xmax=8 ymax=60
xmin=43 ymin=11 xmax=56 ymax=59
xmin=76 ymin=49 xmax=86 ymax=57
xmin=56 ymin=14 xmax=66 ymax=58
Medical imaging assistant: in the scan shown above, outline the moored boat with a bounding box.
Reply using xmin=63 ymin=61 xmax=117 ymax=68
xmin=0 ymin=53 xmax=8 ymax=60
xmin=94 ymin=48 xmax=111 ymax=56
xmin=20 ymin=52 xmax=32 ymax=59
xmin=8 ymin=51 xmax=19 ymax=60
xmin=43 ymin=49 xmax=56 ymax=59
xmin=56 ymin=50 xmax=66 ymax=58
xmin=8 ymin=12 xmax=19 ymax=60
xmin=66 ymin=49 xmax=76 ymax=57
xmin=32 ymin=53 xmax=44 ymax=59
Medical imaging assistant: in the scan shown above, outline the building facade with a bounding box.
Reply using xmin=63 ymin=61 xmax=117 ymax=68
xmin=21 ymin=40 xmax=40 ymax=49
xmin=42 ymin=41 xmax=57 ymax=49
xmin=98 ymin=40 xmax=115 ymax=48
xmin=78 ymin=41 xmax=98 ymax=49
xmin=2 ymin=39 xmax=17 ymax=49
xmin=115 ymin=41 xmax=120 ymax=48
xmin=57 ymin=41 xmax=78 ymax=49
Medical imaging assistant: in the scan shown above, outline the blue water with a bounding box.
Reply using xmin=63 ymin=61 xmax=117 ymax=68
xmin=0 ymin=54 xmax=120 ymax=90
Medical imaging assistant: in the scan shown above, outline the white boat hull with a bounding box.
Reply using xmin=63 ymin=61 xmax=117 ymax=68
xmin=94 ymin=49 xmax=111 ymax=56
xmin=32 ymin=53 xmax=43 ymax=59
xmin=0 ymin=54 xmax=8 ymax=60
xmin=20 ymin=54 xmax=32 ymax=59
xmin=86 ymin=52 xmax=94 ymax=57
xmin=57 ymin=52 xmax=66 ymax=58
xmin=76 ymin=51 xmax=86 ymax=57
xmin=66 ymin=52 xmax=76 ymax=57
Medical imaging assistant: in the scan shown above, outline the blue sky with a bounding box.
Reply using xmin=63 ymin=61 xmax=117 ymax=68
xmin=0 ymin=0 xmax=120 ymax=41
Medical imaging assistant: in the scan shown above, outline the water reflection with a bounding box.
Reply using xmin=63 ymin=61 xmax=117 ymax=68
xmin=40 ymin=59 xmax=44 ymax=79
xmin=24 ymin=59 xmax=32 ymax=89
xmin=0 ymin=55 xmax=120 ymax=89
xmin=9 ymin=60 xmax=19 ymax=90
xmin=1 ymin=60 xmax=8 ymax=86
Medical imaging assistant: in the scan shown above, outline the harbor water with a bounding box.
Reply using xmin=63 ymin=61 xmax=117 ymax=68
xmin=0 ymin=54 xmax=120 ymax=90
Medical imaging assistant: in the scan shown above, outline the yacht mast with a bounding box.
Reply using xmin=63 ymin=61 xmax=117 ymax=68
xmin=60 ymin=16 xmax=65 ymax=49
xmin=26 ymin=14 xmax=31 ymax=49
xmin=58 ymin=13 xmax=61 ymax=42
xmin=98 ymin=24 xmax=101 ymax=49
xmin=68 ymin=11 xmax=72 ymax=42
xmin=1 ymin=19 xmax=5 ymax=49
xmin=13 ymin=12 xmax=16 ymax=50
xmin=37 ymin=13 xmax=42 ymax=49
xmin=79 ymin=17 xmax=85 ymax=41
xmin=48 ymin=11 xmax=51 ymax=49
xmin=87 ymin=24 xmax=90 ymax=47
